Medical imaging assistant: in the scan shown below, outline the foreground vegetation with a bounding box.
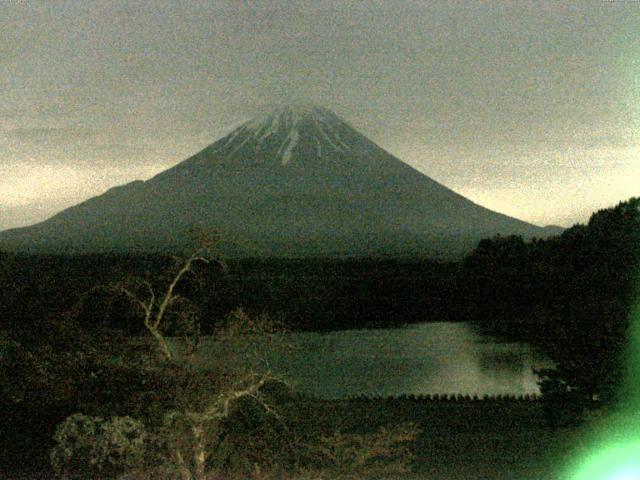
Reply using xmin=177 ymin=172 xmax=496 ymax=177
xmin=1 ymin=239 xmax=422 ymax=479
xmin=1 ymin=197 xmax=638 ymax=478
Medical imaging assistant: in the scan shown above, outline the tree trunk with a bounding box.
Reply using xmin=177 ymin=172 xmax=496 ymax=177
xmin=174 ymin=448 xmax=192 ymax=480
xmin=193 ymin=425 xmax=206 ymax=480
xmin=148 ymin=324 xmax=173 ymax=360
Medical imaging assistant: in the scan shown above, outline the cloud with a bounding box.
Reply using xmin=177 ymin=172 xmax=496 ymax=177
xmin=4 ymin=127 xmax=95 ymax=142
xmin=0 ymin=203 xmax=65 ymax=231
xmin=0 ymin=126 xmax=173 ymax=168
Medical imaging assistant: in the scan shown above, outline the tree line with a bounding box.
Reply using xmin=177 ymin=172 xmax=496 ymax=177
xmin=463 ymin=197 xmax=640 ymax=411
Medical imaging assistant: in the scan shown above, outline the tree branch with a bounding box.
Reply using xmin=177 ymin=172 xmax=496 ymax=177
xmin=119 ymin=286 xmax=152 ymax=319
xmin=155 ymin=251 xmax=207 ymax=330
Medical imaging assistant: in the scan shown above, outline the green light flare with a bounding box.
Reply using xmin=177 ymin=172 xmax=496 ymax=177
xmin=609 ymin=471 xmax=640 ymax=480
xmin=568 ymin=438 xmax=640 ymax=480
xmin=566 ymin=295 xmax=640 ymax=479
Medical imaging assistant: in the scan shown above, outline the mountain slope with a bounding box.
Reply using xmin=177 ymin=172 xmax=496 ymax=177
xmin=0 ymin=104 xmax=559 ymax=258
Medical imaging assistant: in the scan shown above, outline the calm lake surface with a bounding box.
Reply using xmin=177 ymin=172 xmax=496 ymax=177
xmin=193 ymin=322 xmax=552 ymax=400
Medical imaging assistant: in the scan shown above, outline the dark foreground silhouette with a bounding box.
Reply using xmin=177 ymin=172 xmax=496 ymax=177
xmin=1 ymin=197 xmax=637 ymax=478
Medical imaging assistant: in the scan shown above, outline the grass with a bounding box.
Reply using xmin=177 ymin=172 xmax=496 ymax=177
xmin=285 ymin=397 xmax=584 ymax=480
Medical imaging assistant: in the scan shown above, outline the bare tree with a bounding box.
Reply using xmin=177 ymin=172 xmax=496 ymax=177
xmin=115 ymin=231 xmax=224 ymax=361
xmin=110 ymin=235 xmax=286 ymax=480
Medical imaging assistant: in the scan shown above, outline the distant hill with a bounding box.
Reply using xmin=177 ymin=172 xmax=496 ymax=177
xmin=0 ymin=103 xmax=561 ymax=258
xmin=540 ymin=225 xmax=566 ymax=237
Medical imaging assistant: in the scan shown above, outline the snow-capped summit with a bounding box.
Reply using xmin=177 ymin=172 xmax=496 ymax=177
xmin=0 ymin=103 xmax=559 ymax=258
xmin=196 ymin=103 xmax=368 ymax=167
xmin=245 ymin=102 xmax=326 ymax=131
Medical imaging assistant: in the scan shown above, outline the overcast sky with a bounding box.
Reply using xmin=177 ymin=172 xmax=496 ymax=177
xmin=2 ymin=0 xmax=639 ymax=231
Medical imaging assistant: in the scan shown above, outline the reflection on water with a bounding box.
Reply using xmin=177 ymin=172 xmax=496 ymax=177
xmin=264 ymin=322 xmax=551 ymax=399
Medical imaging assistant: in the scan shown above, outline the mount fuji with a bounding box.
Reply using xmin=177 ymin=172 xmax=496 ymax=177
xmin=0 ymin=104 xmax=560 ymax=258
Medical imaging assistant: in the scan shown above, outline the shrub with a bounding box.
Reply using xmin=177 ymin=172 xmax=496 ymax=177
xmin=93 ymin=416 xmax=147 ymax=474
xmin=308 ymin=422 xmax=421 ymax=479
xmin=50 ymin=413 xmax=147 ymax=478
xmin=50 ymin=414 xmax=100 ymax=478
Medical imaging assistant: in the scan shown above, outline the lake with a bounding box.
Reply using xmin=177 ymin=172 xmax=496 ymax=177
xmin=194 ymin=322 xmax=552 ymax=400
